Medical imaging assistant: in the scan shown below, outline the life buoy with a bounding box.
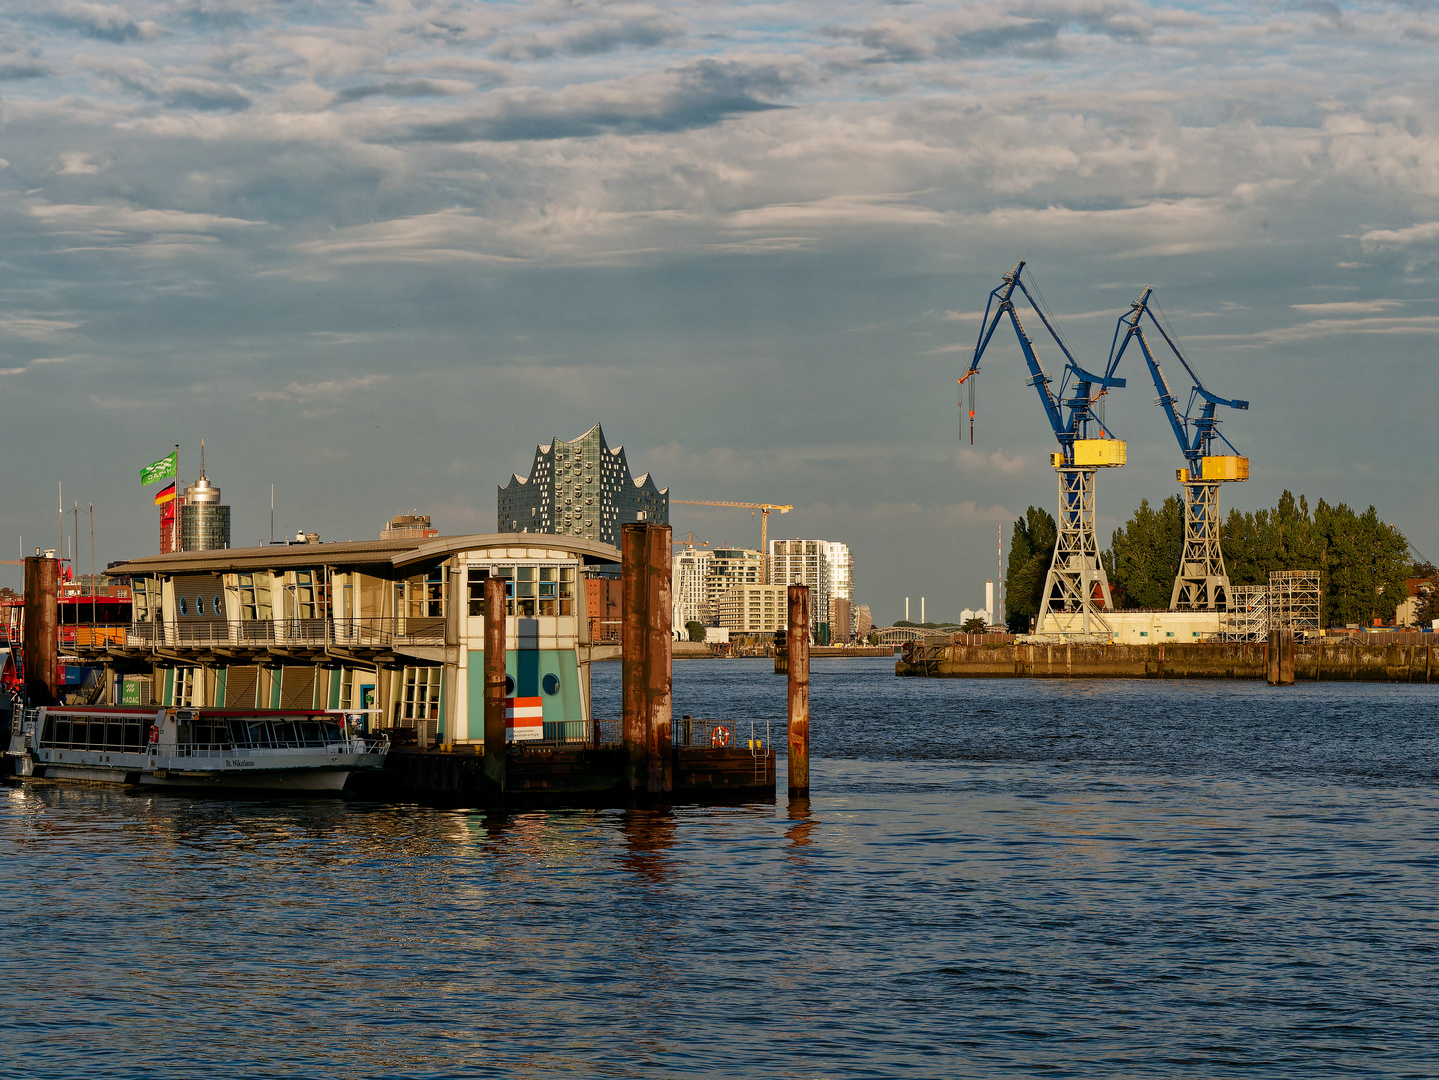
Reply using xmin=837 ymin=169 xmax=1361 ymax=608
xmin=710 ymin=726 xmax=731 ymax=747
xmin=148 ymin=725 xmax=159 ymax=745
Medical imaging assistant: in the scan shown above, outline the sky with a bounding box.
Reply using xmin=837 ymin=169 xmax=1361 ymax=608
xmin=0 ymin=0 xmax=1435 ymax=623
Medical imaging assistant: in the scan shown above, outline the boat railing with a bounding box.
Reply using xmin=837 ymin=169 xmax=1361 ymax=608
xmin=510 ymin=717 xmax=769 ymax=751
xmin=171 ymin=736 xmax=370 ymax=758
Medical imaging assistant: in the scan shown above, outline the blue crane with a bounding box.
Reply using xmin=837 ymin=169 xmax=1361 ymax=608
xmin=1106 ymin=286 xmax=1248 ymax=474
xmin=959 ymin=260 xmax=1127 ymax=637
xmin=1106 ymin=286 xmax=1250 ymax=610
xmin=959 ymin=260 xmax=1126 ymax=461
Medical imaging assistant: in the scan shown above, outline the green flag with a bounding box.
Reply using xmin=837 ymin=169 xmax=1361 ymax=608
xmin=141 ymin=449 xmax=178 ymax=486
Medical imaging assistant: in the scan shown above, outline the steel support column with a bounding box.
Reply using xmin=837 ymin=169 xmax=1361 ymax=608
xmin=621 ymin=524 xmax=648 ymax=791
xmin=645 ymin=524 xmax=673 ymax=795
xmin=482 ymin=574 xmax=507 ymax=794
xmin=1171 ymin=480 xmax=1231 ymax=610
xmin=22 ymin=555 xmax=59 ymax=706
xmin=1039 ymin=468 xmax=1114 ymax=638
xmin=787 ymin=584 xmax=810 ymax=797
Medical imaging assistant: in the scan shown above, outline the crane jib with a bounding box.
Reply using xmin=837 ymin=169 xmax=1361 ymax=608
xmin=963 ymin=261 xmax=1125 ymax=454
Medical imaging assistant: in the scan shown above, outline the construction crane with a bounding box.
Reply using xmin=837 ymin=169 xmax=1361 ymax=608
xmin=671 ymin=531 xmax=710 ymax=550
xmin=670 ymin=500 xmax=793 ymax=583
xmin=1107 ymin=286 xmax=1249 ymax=611
xmin=959 ymin=260 xmax=1127 ymax=638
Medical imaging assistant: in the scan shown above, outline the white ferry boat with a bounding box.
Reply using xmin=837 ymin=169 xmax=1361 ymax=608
xmin=5 ymin=706 xmax=388 ymax=792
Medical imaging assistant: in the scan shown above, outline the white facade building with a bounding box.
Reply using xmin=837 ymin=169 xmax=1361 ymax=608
xmin=768 ymin=540 xmax=829 ymax=631
xmin=716 ymin=584 xmax=789 ymax=634
xmin=770 ymin=538 xmax=857 ymax=639
xmin=705 ymin=548 xmax=762 ymax=620
xmin=673 ymin=548 xmax=714 ymax=627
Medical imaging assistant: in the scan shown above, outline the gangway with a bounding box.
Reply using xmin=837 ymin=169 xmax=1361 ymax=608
xmin=960 ymin=260 xmax=1127 ymax=639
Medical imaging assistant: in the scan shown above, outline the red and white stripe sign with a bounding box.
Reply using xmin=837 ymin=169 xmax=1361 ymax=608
xmin=505 ymin=697 xmax=544 ymax=741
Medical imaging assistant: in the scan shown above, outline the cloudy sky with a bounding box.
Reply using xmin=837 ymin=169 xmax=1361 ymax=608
xmin=0 ymin=0 xmax=1435 ymax=621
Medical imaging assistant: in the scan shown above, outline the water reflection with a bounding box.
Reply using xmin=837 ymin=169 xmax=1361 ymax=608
xmin=785 ymin=795 xmax=816 ymax=857
xmin=4 ymin=674 xmax=1439 ymax=1079
xmin=619 ymin=807 xmax=676 ymax=884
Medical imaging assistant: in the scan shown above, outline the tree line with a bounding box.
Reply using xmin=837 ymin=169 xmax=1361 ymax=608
xmin=1004 ymin=491 xmax=1427 ymax=632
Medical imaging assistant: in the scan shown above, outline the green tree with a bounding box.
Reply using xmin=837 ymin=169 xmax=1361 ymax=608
xmin=1005 ymin=506 xmax=1057 ymax=633
xmin=686 ymin=620 xmax=706 ymax=642
xmin=1107 ymin=495 xmax=1185 ymax=608
xmin=961 ymin=616 xmax=986 ymax=633
xmin=1413 ymin=562 xmax=1439 ymax=626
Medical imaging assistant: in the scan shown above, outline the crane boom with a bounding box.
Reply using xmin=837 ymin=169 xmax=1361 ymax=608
xmin=1106 ymin=287 xmax=1248 ymax=472
xmin=1106 ymin=286 xmax=1251 ymax=611
xmin=960 ymin=260 xmax=1126 ymax=462
xmin=959 ymin=260 xmax=1129 ymax=639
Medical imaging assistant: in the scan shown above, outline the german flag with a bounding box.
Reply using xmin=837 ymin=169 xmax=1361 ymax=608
xmin=153 ymin=482 xmax=177 ymax=506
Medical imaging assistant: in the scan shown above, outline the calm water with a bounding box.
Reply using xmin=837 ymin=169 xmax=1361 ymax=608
xmin=2 ymin=659 xmax=1436 ymax=1078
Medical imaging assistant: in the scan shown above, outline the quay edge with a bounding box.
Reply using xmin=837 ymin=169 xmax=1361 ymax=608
xmin=896 ymin=640 xmax=1437 ymax=682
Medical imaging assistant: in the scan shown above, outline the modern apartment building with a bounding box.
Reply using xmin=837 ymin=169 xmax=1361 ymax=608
xmin=673 ymin=548 xmax=713 ymax=626
xmin=716 ymin=584 xmax=790 ymax=635
xmin=704 ymin=548 xmax=761 ymax=618
xmin=497 ymin=423 xmax=668 ymax=547
xmin=769 ymin=539 xmax=831 ymax=637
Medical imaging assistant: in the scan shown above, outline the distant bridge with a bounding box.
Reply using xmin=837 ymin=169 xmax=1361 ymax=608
xmin=871 ymin=626 xmax=955 ymax=645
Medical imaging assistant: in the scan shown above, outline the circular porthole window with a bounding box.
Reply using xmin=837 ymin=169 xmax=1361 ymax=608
xmin=504 ymin=675 xmax=515 ymax=695
xmin=542 ymin=673 xmax=560 ymax=696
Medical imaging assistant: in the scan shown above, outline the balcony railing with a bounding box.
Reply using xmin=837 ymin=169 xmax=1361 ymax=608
xmin=120 ymin=617 xmax=447 ymax=650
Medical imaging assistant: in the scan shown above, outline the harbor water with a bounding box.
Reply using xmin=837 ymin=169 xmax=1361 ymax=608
xmin=2 ymin=658 xmax=1436 ymax=1078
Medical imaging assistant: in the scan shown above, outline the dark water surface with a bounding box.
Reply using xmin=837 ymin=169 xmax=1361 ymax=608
xmin=3 ymin=659 xmax=1436 ymax=1078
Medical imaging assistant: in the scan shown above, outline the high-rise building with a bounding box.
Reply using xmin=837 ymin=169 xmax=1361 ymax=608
xmin=769 ymin=539 xmax=831 ymax=639
xmin=823 ymin=540 xmax=854 ymax=634
xmin=705 ymin=548 xmax=761 ymax=620
xmin=178 ymin=452 xmax=230 ymax=552
xmin=673 ymin=548 xmax=713 ymax=627
xmin=497 ymin=423 xmax=668 ymax=547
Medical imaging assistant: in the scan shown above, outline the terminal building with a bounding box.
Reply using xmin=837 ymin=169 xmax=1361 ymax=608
xmin=84 ymin=533 xmax=621 ymax=745
xmin=497 ymin=423 xmax=668 ymax=546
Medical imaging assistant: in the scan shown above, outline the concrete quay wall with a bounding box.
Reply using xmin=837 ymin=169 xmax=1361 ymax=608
xmin=896 ymin=640 xmax=1438 ymax=682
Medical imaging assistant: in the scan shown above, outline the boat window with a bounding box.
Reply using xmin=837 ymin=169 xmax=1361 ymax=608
xmin=178 ymin=596 xmax=188 ymax=616
xmin=214 ymin=596 xmax=223 ymax=617
xmin=296 ymin=720 xmax=322 ymax=745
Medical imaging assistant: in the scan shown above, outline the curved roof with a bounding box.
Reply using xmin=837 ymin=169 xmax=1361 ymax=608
xmin=108 ymin=532 xmax=622 ymax=577
xmin=391 ymin=533 xmax=620 ymax=568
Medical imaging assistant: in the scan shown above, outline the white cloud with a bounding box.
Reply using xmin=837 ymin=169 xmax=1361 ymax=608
xmin=1289 ymin=300 xmax=1403 ymax=314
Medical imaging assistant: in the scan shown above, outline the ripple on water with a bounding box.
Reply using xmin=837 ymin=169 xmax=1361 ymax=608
xmin=1 ymin=665 xmax=1436 ymax=1077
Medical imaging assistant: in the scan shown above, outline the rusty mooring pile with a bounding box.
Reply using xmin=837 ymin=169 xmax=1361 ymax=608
xmin=381 ymin=522 xmax=805 ymax=804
